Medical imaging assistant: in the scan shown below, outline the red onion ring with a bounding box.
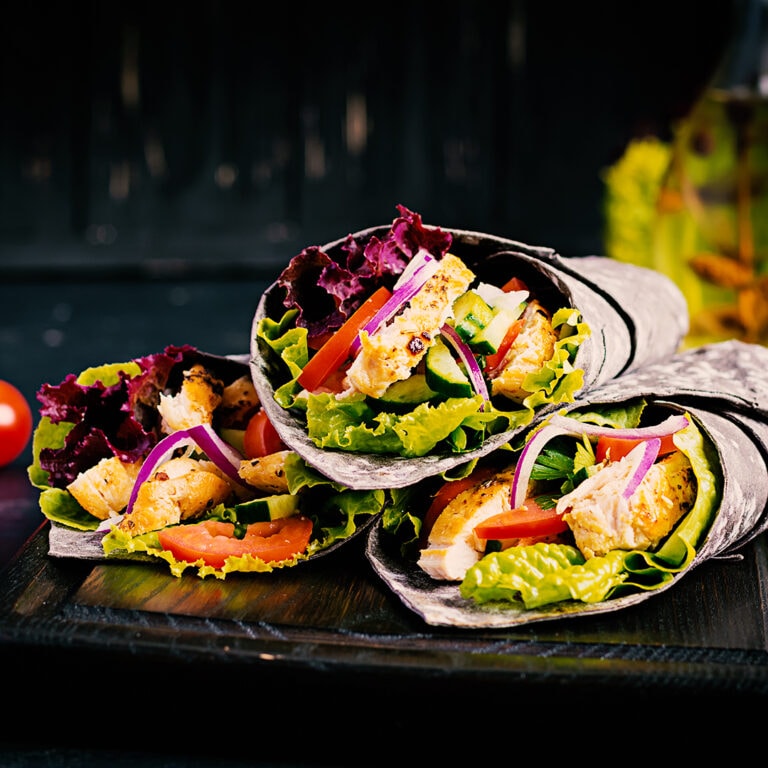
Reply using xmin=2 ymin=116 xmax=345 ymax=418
xmin=440 ymin=323 xmax=490 ymax=405
xmin=124 ymin=423 xmax=247 ymax=517
xmin=348 ymin=251 xmax=438 ymax=356
xmin=511 ymin=412 xmax=689 ymax=508
xmin=622 ymin=437 xmax=661 ymax=499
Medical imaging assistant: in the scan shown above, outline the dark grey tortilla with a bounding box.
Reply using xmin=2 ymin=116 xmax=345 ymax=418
xmin=570 ymin=339 xmax=768 ymax=419
xmin=710 ymin=407 xmax=768 ymax=554
xmin=250 ymin=224 xmax=688 ymax=490
xmin=48 ymin=523 xmax=119 ymax=560
xmin=365 ymin=387 xmax=768 ymax=627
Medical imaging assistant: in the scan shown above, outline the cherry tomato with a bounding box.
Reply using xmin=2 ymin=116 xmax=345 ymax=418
xmin=157 ymin=516 xmax=314 ymax=568
xmin=473 ymin=498 xmax=568 ymax=540
xmin=297 ymin=286 xmax=392 ymax=392
xmin=243 ymin=408 xmax=286 ymax=458
xmin=595 ymin=433 xmax=678 ymax=464
xmin=0 ymin=380 xmax=33 ymax=467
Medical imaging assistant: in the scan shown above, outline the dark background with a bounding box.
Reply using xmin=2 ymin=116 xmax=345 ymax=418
xmin=1 ymin=1 xmax=737 ymax=278
xmin=0 ymin=0 xmax=741 ymax=465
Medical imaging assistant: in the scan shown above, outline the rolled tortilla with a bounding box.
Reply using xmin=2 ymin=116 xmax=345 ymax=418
xmin=365 ymin=340 xmax=768 ymax=627
xmin=251 ymin=214 xmax=688 ymax=490
xmin=440 ymin=228 xmax=690 ymax=385
xmin=29 ymin=348 xmax=382 ymax=572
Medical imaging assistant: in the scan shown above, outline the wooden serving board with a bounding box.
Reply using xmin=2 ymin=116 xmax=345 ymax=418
xmin=2 ymin=522 xmax=768 ymax=680
xmin=1 ymin=520 xmax=767 ymax=759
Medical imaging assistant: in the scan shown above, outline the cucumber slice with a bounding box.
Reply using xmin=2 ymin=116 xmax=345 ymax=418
xmin=452 ymin=290 xmax=494 ymax=342
xmin=219 ymin=427 xmax=246 ymax=456
xmin=470 ymin=307 xmax=517 ymax=354
xmin=378 ymin=374 xmax=439 ymax=406
xmin=234 ymin=494 xmax=301 ymax=523
xmin=425 ymin=337 xmax=472 ymax=397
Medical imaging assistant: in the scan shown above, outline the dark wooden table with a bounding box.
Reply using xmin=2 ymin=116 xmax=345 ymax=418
xmin=2 ymin=276 xmax=767 ymax=764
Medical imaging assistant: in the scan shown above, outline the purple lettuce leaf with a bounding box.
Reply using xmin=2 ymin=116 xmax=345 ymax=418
xmin=36 ymin=345 xmax=197 ymax=488
xmin=277 ymin=205 xmax=453 ymax=345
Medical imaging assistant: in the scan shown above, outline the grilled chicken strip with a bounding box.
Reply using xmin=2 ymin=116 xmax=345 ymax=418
xmin=116 ymin=456 xmax=233 ymax=537
xmin=557 ymin=450 xmax=696 ymax=558
xmin=489 ymin=300 xmax=558 ymax=402
xmin=345 ymin=253 xmax=475 ymax=398
xmin=418 ymin=468 xmax=517 ymax=581
xmin=238 ymin=450 xmax=292 ymax=493
xmin=219 ymin=374 xmax=260 ymax=428
xmin=157 ymin=363 xmax=224 ymax=433
xmin=67 ymin=456 xmax=142 ymax=520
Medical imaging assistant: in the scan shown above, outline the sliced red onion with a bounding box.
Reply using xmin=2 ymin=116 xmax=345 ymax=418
xmin=622 ymin=438 xmax=660 ymax=499
xmin=186 ymin=424 xmax=246 ymax=481
xmin=546 ymin=412 xmax=689 ymax=441
xmin=510 ymin=423 xmax=567 ymax=508
xmin=349 ymin=251 xmax=439 ymax=356
xmin=510 ymin=412 xmax=689 ymax=508
xmin=393 ymin=248 xmax=437 ymax=290
xmin=440 ymin=323 xmax=490 ymax=405
xmin=124 ymin=423 xmax=247 ymax=517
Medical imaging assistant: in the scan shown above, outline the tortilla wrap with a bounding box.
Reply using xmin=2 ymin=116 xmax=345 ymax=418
xmin=30 ymin=348 xmax=382 ymax=574
xmin=365 ymin=340 xmax=768 ymax=627
xmin=250 ymin=220 xmax=688 ymax=491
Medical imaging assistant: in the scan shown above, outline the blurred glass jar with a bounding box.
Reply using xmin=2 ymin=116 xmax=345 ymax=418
xmin=655 ymin=0 xmax=768 ymax=346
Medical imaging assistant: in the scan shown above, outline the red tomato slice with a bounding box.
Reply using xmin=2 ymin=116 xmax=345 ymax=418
xmin=0 ymin=380 xmax=33 ymax=467
xmin=297 ymin=286 xmax=392 ymax=392
xmin=420 ymin=466 xmax=496 ymax=546
xmin=311 ymin=365 xmax=350 ymax=394
xmin=157 ymin=516 xmax=314 ymax=569
xmin=473 ymin=498 xmax=568 ymax=540
xmin=243 ymin=408 xmax=286 ymax=458
xmin=500 ymin=276 xmax=529 ymax=293
xmin=595 ymin=433 xmax=678 ymax=464
xmin=494 ymin=533 xmax=563 ymax=549
xmin=484 ymin=318 xmax=523 ymax=375
xmin=483 ymin=277 xmax=528 ymax=375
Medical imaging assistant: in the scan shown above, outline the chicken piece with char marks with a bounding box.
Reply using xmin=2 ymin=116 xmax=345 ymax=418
xmin=558 ymin=450 xmax=696 ymax=558
xmin=418 ymin=468 xmax=517 ymax=581
xmin=116 ymin=456 xmax=234 ymax=537
xmin=345 ymin=254 xmax=475 ymax=398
